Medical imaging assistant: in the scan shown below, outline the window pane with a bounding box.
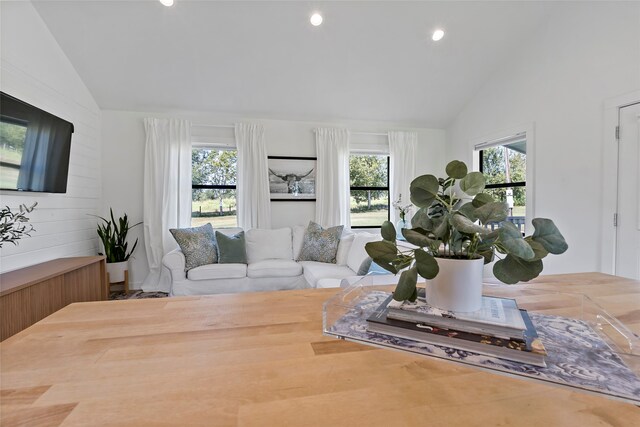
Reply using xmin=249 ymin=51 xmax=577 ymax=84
xmin=349 ymin=154 xmax=388 ymax=187
xmin=192 ymin=189 xmax=237 ymax=228
xmin=192 ymin=148 xmax=237 ymax=185
xmin=0 ymin=120 xmax=27 ymax=189
xmin=350 ymin=190 xmax=389 ymax=227
xmin=481 ymin=145 xmax=526 ymax=185
xmin=483 ymin=187 xmax=526 ymax=233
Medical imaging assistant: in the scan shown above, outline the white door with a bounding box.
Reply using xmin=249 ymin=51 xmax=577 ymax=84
xmin=615 ymin=102 xmax=640 ymax=279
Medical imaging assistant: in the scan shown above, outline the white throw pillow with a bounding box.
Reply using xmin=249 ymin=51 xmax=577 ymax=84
xmin=346 ymin=233 xmax=381 ymax=273
xmin=245 ymin=228 xmax=293 ymax=263
xmin=336 ymin=233 xmax=355 ymax=266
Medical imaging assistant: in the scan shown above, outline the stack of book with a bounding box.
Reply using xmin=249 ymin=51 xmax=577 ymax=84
xmin=366 ymin=290 xmax=547 ymax=367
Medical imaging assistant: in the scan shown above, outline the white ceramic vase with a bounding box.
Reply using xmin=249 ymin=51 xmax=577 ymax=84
xmin=424 ymin=257 xmax=484 ymax=312
xmin=106 ymin=261 xmax=128 ymax=283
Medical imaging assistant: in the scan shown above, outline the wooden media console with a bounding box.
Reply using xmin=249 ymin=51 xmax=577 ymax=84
xmin=0 ymin=256 xmax=107 ymax=340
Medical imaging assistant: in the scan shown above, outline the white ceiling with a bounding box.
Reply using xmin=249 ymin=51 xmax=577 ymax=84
xmin=31 ymin=1 xmax=555 ymax=127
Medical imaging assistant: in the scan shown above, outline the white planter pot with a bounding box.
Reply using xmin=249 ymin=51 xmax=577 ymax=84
xmin=425 ymin=257 xmax=484 ymax=312
xmin=106 ymin=261 xmax=128 ymax=283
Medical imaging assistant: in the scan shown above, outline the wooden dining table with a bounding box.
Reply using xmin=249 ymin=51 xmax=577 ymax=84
xmin=1 ymin=272 xmax=639 ymax=426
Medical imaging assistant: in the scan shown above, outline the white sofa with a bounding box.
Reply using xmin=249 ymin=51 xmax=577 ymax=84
xmin=162 ymin=225 xmax=381 ymax=296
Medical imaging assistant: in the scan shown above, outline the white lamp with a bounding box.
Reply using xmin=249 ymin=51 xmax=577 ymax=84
xmin=159 ymin=0 xmax=174 ymax=7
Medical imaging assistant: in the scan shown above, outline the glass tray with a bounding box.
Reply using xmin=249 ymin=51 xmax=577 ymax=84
xmin=322 ymin=274 xmax=640 ymax=405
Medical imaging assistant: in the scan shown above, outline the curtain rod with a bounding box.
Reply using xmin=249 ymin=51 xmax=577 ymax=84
xmin=312 ymin=129 xmax=388 ymax=136
xmin=191 ymin=123 xmax=234 ymax=129
xmin=352 ymin=131 xmax=388 ymax=137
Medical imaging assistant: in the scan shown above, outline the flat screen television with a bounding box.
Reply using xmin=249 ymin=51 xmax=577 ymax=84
xmin=0 ymin=92 xmax=74 ymax=193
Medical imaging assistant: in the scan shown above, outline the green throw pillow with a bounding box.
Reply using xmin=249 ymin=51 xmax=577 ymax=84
xmin=297 ymin=221 xmax=344 ymax=264
xmin=215 ymin=231 xmax=247 ymax=264
xmin=169 ymin=223 xmax=217 ymax=271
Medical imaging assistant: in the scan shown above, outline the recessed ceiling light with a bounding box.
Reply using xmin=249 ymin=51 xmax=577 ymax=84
xmin=159 ymin=0 xmax=174 ymax=7
xmin=310 ymin=13 xmax=323 ymax=27
xmin=432 ymin=29 xmax=445 ymax=41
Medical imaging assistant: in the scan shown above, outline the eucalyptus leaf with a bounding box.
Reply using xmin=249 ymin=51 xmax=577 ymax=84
xmin=532 ymin=218 xmax=568 ymax=254
xmin=493 ymin=255 xmax=543 ymax=284
xmin=478 ymin=248 xmax=495 ymax=264
xmin=457 ymin=202 xmax=478 ymax=221
xmin=394 ymin=267 xmax=418 ymax=301
xmin=402 ymin=228 xmax=436 ymax=247
xmin=365 ymin=241 xmax=397 ymax=263
xmin=445 ymin=160 xmax=468 ymax=179
xmin=414 ymin=249 xmax=439 ymax=279
xmin=459 ymin=172 xmax=486 ymax=196
xmin=475 ymin=201 xmax=508 ymax=225
xmin=472 ymin=193 xmax=494 ymax=208
xmin=498 ymin=222 xmax=535 ymax=260
xmin=477 ymin=229 xmax=499 ymax=251
xmin=380 ymin=221 xmax=397 ymax=242
xmin=450 ymin=213 xmax=486 ymax=235
xmin=408 ymin=287 xmax=419 ymax=303
xmin=410 ymin=175 xmax=439 ymax=208
xmin=525 ymin=237 xmax=549 ymax=261
xmin=433 ymin=215 xmax=450 ymax=240
xmin=411 ymin=208 xmax=433 ymax=231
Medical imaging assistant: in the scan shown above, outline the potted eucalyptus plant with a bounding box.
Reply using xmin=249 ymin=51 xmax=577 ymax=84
xmin=96 ymin=209 xmax=141 ymax=283
xmin=0 ymin=203 xmax=37 ymax=248
xmin=365 ymin=160 xmax=568 ymax=312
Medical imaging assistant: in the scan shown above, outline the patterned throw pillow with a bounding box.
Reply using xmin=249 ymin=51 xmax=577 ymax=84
xmin=169 ymin=223 xmax=217 ymax=271
xmin=215 ymin=231 xmax=248 ymax=264
xmin=297 ymin=221 xmax=344 ymax=264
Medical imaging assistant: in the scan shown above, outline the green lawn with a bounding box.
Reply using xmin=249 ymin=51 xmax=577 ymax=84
xmin=351 ymin=209 xmax=387 ymax=227
xmin=191 ymin=215 xmax=238 ymax=228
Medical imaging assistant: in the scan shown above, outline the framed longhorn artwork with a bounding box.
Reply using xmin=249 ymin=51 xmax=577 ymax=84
xmin=267 ymin=156 xmax=317 ymax=201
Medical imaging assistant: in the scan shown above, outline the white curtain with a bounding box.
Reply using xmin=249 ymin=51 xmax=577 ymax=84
xmin=235 ymin=123 xmax=271 ymax=230
xmin=389 ymin=131 xmax=418 ymax=224
xmin=142 ymin=118 xmax=192 ymax=292
xmin=315 ymin=128 xmax=350 ymax=228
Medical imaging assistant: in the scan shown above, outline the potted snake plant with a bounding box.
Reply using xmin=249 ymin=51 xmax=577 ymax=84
xmin=365 ymin=160 xmax=568 ymax=312
xmin=96 ymin=209 xmax=141 ymax=283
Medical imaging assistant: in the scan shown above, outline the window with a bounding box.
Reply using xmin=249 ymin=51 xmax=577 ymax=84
xmin=191 ymin=147 xmax=237 ymax=228
xmin=0 ymin=118 xmax=27 ymax=190
xmin=478 ymin=138 xmax=526 ymax=233
xmin=349 ymin=154 xmax=389 ymax=228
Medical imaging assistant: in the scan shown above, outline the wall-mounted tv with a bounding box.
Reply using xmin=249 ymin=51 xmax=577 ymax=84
xmin=0 ymin=92 xmax=74 ymax=193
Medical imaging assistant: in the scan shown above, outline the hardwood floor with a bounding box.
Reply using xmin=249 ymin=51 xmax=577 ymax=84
xmin=1 ymin=273 xmax=639 ymax=426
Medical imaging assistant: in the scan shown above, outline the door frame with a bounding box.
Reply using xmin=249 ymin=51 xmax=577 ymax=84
xmin=601 ymin=90 xmax=640 ymax=275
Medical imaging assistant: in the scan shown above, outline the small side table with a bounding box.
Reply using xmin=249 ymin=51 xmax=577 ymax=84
xmin=106 ymin=270 xmax=129 ymax=295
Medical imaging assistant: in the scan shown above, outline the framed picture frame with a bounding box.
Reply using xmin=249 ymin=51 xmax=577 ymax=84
xmin=267 ymin=156 xmax=317 ymax=201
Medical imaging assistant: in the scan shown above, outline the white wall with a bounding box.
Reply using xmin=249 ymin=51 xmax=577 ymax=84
xmin=446 ymin=2 xmax=640 ymax=275
xmin=0 ymin=2 xmax=102 ymax=272
xmin=102 ymin=110 xmax=445 ymax=288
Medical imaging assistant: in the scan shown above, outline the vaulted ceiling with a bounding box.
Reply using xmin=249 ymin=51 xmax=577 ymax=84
xmin=32 ymin=1 xmax=555 ymax=127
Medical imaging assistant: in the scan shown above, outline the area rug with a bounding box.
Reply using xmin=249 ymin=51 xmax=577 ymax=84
xmin=109 ymin=291 xmax=169 ymax=300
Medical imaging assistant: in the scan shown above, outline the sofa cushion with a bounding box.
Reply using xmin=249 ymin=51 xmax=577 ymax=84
xmin=247 ymin=259 xmax=302 ymax=278
xmin=292 ymin=225 xmax=307 ymax=260
xmin=187 ymin=263 xmax=247 ymax=281
xmin=216 ymin=231 xmax=247 ymax=264
xmin=169 ymin=223 xmax=217 ymax=271
xmin=336 ymin=233 xmax=355 ymax=266
xmin=246 ymin=228 xmax=293 ymax=263
xmin=298 ymin=261 xmax=356 ymax=287
xmin=347 ymin=233 xmax=381 ymax=272
xmin=297 ymin=222 xmax=344 ymax=263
